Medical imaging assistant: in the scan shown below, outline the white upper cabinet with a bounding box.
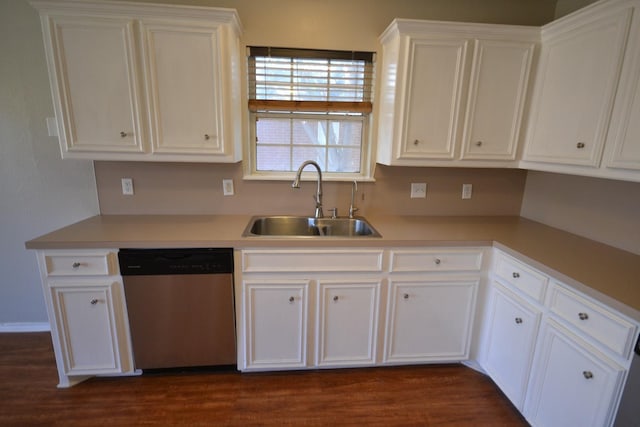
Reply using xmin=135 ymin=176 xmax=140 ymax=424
xmin=521 ymin=0 xmax=640 ymax=182
xmin=142 ymin=19 xmax=240 ymax=159
xmin=401 ymin=37 xmax=468 ymax=160
xmin=523 ymin=3 xmax=631 ymax=167
xmin=32 ymin=0 xmax=242 ymax=162
xmin=376 ymin=19 xmax=537 ymax=167
xmin=603 ymin=1 xmax=640 ymax=172
xmin=461 ymin=40 xmax=535 ymax=160
xmin=38 ymin=14 xmax=147 ymax=155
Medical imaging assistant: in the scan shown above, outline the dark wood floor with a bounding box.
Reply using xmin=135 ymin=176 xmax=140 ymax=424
xmin=0 ymin=333 xmax=528 ymax=426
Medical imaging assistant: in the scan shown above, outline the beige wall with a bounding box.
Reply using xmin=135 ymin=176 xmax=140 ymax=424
xmin=555 ymin=0 xmax=599 ymax=17
xmin=520 ymin=172 xmax=640 ymax=256
xmin=96 ymin=162 xmax=527 ymax=216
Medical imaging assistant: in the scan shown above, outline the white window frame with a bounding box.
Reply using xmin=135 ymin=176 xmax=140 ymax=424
xmin=243 ymin=47 xmax=376 ymax=182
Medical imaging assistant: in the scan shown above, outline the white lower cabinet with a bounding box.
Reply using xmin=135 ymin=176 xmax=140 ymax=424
xmin=50 ymin=280 xmax=128 ymax=375
xmin=37 ymin=249 xmax=135 ymax=388
xmin=242 ymin=281 xmax=310 ymax=370
xmin=236 ymin=247 xmax=482 ymax=371
xmin=316 ymin=281 xmax=381 ymax=367
xmin=484 ymin=249 xmax=639 ymax=427
xmin=524 ymin=320 xmax=625 ymax=427
xmin=384 ymin=279 xmax=478 ymax=363
xmin=482 ymin=282 xmax=541 ymax=410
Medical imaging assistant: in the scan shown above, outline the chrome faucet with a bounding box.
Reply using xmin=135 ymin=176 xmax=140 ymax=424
xmin=292 ymin=160 xmax=324 ymax=218
xmin=349 ymin=180 xmax=359 ymax=218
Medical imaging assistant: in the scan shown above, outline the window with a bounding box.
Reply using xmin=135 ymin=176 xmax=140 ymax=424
xmin=246 ymin=47 xmax=374 ymax=180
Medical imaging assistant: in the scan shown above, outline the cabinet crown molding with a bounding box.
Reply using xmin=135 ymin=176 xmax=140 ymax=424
xmin=30 ymin=0 xmax=242 ymax=34
xmin=542 ymin=0 xmax=634 ymax=39
xmin=380 ymin=18 xmax=540 ymax=44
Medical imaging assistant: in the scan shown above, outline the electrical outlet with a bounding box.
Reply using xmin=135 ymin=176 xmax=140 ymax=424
xmin=410 ymin=183 xmax=427 ymax=199
xmin=222 ymin=179 xmax=234 ymax=196
xmin=462 ymin=184 xmax=472 ymax=199
xmin=121 ymin=178 xmax=134 ymax=196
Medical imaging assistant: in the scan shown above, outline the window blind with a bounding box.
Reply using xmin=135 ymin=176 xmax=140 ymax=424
xmin=248 ymin=47 xmax=374 ymax=113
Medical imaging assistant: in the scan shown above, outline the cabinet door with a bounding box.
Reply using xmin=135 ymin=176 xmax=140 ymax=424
xmin=524 ymin=320 xmax=625 ymax=427
xmin=43 ymin=15 xmax=145 ymax=155
xmin=482 ymin=283 xmax=541 ymax=410
xmin=143 ymin=21 xmax=225 ymax=155
xmin=316 ymin=281 xmax=380 ymax=367
xmin=461 ymin=40 xmax=534 ymax=160
xmin=383 ymin=279 xmax=477 ymax=363
xmin=399 ymin=38 xmax=468 ymax=160
xmin=50 ymin=282 xmax=123 ymax=375
xmin=523 ymin=8 xmax=632 ymax=167
xmin=243 ymin=281 xmax=310 ymax=370
xmin=605 ymin=12 xmax=640 ymax=172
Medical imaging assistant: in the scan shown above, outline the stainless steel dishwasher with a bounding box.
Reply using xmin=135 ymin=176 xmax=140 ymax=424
xmin=118 ymin=248 xmax=236 ymax=370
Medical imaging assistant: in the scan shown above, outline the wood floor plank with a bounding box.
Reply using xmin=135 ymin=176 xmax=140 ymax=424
xmin=0 ymin=333 xmax=528 ymax=426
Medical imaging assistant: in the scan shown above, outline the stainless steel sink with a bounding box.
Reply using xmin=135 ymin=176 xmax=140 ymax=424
xmin=242 ymin=216 xmax=382 ymax=237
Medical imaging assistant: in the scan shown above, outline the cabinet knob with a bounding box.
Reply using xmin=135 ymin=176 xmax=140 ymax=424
xmin=576 ymin=142 xmax=585 ymax=149
xmin=403 ymin=293 xmax=409 ymax=300
xmin=90 ymin=299 xmax=98 ymax=305
xmin=204 ymin=134 xmax=211 ymax=140
xmin=288 ymin=296 xmax=295 ymax=303
xmin=512 ymin=272 xmax=520 ymax=278
xmin=120 ymin=131 xmax=127 ymax=138
xmin=333 ymin=295 xmax=339 ymax=302
xmin=515 ymin=317 xmax=523 ymax=324
xmin=72 ymin=262 xmax=81 ymax=269
xmin=434 ymin=258 xmax=441 ymax=265
xmin=583 ymin=371 xmax=594 ymax=379
xmin=578 ymin=312 xmax=589 ymax=320
xmin=475 ymin=141 xmax=483 ymax=147
xmin=413 ymin=139 xmax=420 ymax=146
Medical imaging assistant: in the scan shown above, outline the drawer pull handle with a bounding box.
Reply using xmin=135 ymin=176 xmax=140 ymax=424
xmin=288 ymin=296 xmax=295 ymax=303
xmin=515 ymin=317 xmax=523 ymax=324
xmin=403 ymin=293 xmax=409 ymax=300
xmin=475 ymin=141 xmax=483 ymax=147
xmin=204 ymin=134 xmax=211 ymax=140
xmin=120 ymin=131 xmax=128 ymax=138
xmin=578 ymin=312 xmax=589 ymax=320
xmin=434 ymin=258 xmax=441 ymax=265
xmin=72 ymin=262 xmax=82 ymax=269
xmin=583 ymin=371 xmax=594 ymax=379
xmin=576 ymin=142 xmax=585 ymax=149
xmin=90 ymin=299 xmax=99 ymax=305
xmin=333 ymin=295 xmax=339 ymax=302
xmin=512 ymin=272 xmax=520 ymax=278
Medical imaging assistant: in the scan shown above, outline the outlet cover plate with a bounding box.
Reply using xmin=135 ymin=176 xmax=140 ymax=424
xmin=411 ymin=183 xmax=427 ymax=199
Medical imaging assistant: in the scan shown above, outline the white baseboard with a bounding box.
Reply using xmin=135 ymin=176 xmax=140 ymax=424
xmin=462 ymin=359 xmax=486 ymax=375
xmin=0 ymin=322 xmax=51 ymax=333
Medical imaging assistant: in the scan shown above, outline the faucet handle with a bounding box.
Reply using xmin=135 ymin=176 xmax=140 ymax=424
xmin=329 ymin=207 xmax=338 ymax=219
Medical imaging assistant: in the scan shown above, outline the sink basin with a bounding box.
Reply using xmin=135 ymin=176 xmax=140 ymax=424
xmin=243 ymin=216 xmax=382 ymax=238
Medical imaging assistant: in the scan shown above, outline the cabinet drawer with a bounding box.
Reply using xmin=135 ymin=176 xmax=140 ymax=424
xmin=493 ymin=252 xmax=548 ymax=303
xmin=389 ymin=249 xmax=483 ymax=272
xmin=242 ymin=249 xmax=384 ymax=273
xmin=548 ymin=284 xmax=637 ymax=358
xmin=45 ymin=251 xmax=117 ymax=277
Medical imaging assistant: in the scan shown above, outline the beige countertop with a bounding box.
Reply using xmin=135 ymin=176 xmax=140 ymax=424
xmin=25 ymin=214 xmax=640 ymax=320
